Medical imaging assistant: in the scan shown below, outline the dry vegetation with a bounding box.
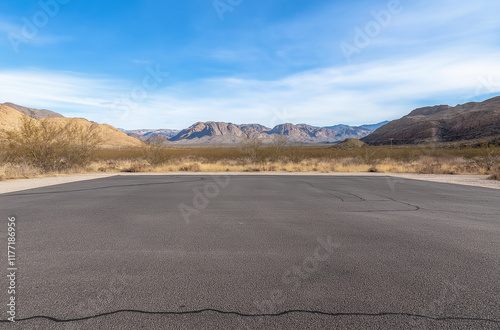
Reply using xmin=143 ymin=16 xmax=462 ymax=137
xmin=0 ymin=122 xmax=499 ymax=181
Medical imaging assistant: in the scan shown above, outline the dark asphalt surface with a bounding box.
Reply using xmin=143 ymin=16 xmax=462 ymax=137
xmin=0 ymin=175 xmax=499 ymax=329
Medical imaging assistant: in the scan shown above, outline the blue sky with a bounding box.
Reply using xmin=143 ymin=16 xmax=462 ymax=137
xmin=1 ymin=0 xmax=500 ymax=129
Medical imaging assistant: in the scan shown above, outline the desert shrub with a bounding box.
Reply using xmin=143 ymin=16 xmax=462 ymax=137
xmin=285 ymin=145 xmax=306 ymax=163
xmin=3 ymin=116 xmax=101 ymax=172
xmin=144 ymin=135 xmax=170 ymax=166
xmin=271 ymin=134 xmax=289 ymax=156
xmin=239 ymin=136 xmax=264 ymax=163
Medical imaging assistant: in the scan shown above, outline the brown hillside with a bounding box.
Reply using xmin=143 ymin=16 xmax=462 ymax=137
xmin=362 ymin=96 xmax=500 ymax=145
xmin=0 ymin=104 xmax=143 ymax=149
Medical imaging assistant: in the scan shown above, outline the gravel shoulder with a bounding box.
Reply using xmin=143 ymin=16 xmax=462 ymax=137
xmin=0 ymin=172 xmax=499 ymax=194
xmin=0 ymin=174 xmax=116 ymax=194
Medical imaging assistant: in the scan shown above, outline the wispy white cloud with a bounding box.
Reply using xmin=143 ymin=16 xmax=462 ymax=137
xmin=0 ymin=70 xmax=125 ymax=114
xmin=1 ymin=1 xmax=499 ymax=129
xmin=2 ymin=47 xmax=499 ymax=129
xmin=335 ymin=0 xmax=500 ymax=65
xmin=207 ymin=48 xmax=266 ymax=63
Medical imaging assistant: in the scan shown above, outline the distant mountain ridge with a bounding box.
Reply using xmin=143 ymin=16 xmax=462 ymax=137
xmin=362 ymin=96 xmax=500 ymax=145
xmin=120 ymin=128 xmax=181 ymax=142
xmin=2 ymin=102 xmax=65 ymax=119
xmin=358 ymin=121 xmax=390 ymax=131
xmin=124 ymin=121 xmax=389 ymax=144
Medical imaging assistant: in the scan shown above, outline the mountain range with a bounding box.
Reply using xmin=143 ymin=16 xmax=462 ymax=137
xmin=2 ymin=95 xmax=500 ymax=147
xmin=119 ymin=128 xmax=181 ymax=141
xmin=123 ymin=121 xmax=389 ymax=144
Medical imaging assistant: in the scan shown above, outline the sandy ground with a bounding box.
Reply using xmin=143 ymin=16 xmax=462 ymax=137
xmin=1 ymin=172 xmax=499 ymax=194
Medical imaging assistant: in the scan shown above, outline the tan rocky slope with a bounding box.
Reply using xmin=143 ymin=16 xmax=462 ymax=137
xmin=0 ymin=104 xmax=25 ymax=132
xmin=362 ymin=96 xmax=500 ymax=145
xmin=0 ymin=103 xmax=143 ymax=148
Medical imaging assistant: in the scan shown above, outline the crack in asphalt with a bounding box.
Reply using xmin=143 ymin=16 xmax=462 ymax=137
xmin=340 ymin=190 xmax=366 ymax=202
xmin=300 ymin=181 xmax=345 ymax=201
xmin=300 ymin=180 xmax=421 ymax=212
xmin=1 ymin=309 xmax=499 ymax=324
xmin=1 ymin=178 xmax=206 ymax=197
xmin=381 ymin=195 xmax=421 ymax=211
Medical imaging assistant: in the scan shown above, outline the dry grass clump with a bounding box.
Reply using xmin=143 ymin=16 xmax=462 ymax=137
xmin=149 ymin=158 xmax=372 ymax=173
xmin=0 ymin=163 xmax=43 ymax=180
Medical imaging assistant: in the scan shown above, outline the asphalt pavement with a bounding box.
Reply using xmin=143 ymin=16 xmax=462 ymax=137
xmin=0 ymin=175 xmax=499 ymax=329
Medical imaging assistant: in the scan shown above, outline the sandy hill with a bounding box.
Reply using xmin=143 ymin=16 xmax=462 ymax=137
xmin=0 ymin=104 xmax=26 ymax=132
xmin=0 ymin=103 xmax=143 ymax=148
xmin=362 ymin=96 xmax=500 ymax=145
